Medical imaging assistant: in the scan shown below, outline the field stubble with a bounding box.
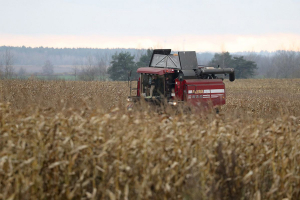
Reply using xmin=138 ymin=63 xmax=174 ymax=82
xmin=1 ymin=79 xmax=300 ymax=200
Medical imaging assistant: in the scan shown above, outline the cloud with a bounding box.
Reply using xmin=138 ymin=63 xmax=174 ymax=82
xmin=1 ymin=34 xmax=300 ymax=52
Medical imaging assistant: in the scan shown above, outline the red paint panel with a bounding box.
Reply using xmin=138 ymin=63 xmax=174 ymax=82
xmin=174 ymin=79 xmax=184 ymax=100
xmin=184 ymin=79 xmax=225 ymax=107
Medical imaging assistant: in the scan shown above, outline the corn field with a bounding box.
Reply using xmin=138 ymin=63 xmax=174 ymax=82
xmin=1 ymin=79 xmax=300 ymax=200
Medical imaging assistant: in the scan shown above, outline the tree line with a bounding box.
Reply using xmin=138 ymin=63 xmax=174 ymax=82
xmin=0 ymin=46 xmax=147 ymax=66
xmin=0 ymin=46 xmax=299 ymax=80
xmin=209 ymin=52 xmax=257 ymax=79
xmin=107 ymin=50 xmax=258 ymax=80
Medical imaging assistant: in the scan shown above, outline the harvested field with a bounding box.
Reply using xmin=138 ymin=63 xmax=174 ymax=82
xmin=1 ymin=79 xmax=300 ymax=200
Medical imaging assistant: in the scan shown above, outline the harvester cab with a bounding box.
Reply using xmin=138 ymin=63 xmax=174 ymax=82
xmin=127 ymin=49 xmax=235 ymax=110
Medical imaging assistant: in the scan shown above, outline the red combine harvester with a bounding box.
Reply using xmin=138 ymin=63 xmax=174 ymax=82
xmin=127 ymin=49 xmax=235 ymax=110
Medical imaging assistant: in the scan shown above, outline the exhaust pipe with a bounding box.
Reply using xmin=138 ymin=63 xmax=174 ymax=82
xmin=229 ymin=72 xmax=235 ymax=82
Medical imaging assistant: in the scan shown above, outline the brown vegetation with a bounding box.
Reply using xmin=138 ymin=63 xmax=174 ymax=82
xmin=0 ymin=79 xmax=300 ymax=200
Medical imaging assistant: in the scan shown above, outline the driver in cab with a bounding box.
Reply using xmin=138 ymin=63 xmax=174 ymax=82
xmin=150 ymin=75 xmax=157 ymax=97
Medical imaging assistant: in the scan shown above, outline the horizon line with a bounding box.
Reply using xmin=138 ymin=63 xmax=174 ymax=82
xmin=1 ymin=45 xmax=300 ymax=53
xmin=1 ymin=33 xmax=300 ymax=52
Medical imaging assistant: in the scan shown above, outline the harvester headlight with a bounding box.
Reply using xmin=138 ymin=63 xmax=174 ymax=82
xmin=127 ymin=98 xmax=133 ymax=102
xmin=168 ymin=101 xmax=177 ymax=106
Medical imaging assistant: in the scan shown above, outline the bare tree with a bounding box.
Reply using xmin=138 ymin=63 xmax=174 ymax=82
xmin=273 ymin=51 xmax=298 ymax=78
xmin=0 ymin=59 xmax=3 ymax=79
xmin=259 ymin=55 xmax=274 ymax=78
xmin=71 ymin=61 xmax=80 ymax=81
xmin=96 ymin=57 xmax=107 ymax=81
xmin=42 ymin=60 xmax=54 ymax=78
xmin=79 ymin=56 xmax=98 ymax=81
xmin=2 ymin=49 xmax=15 ymax=79
xmin=18 ymin=67 xmax=27 ymax=79
xmin=295 ymin=54 xmax=300 ymax=78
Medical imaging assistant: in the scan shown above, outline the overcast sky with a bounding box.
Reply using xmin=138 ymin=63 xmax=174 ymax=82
xmin=1 ymin=0 xmax=300 ymax=52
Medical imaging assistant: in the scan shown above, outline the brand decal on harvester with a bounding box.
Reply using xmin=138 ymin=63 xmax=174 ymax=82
xmin=188 ymin=89 xmax=224 ymax=94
